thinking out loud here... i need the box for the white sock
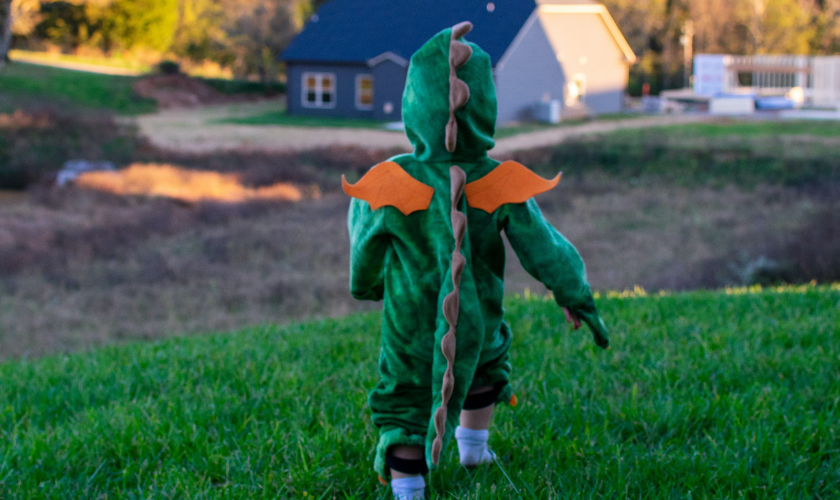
[455,426,496,467]
[391,476,425,500]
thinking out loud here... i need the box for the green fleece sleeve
[502,199,609,348]
[348,199,390,301]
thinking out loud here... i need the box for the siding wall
[372,59,407,121]
[287,63,375,118]
[538,11,628,116]
[494,11,566,125]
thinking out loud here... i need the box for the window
[356,75,374,110]
[302,72,336,108]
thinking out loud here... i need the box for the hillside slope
[1,285,839,499]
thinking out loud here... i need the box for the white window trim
[302,72,336,109]
[355,74,374,110]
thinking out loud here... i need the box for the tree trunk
[0,0,13,69]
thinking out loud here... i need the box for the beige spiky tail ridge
[431,22,473,466]
[431,165,468,466]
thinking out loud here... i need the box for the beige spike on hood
[445,22,474,154]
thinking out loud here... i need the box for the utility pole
[680,20,694,89]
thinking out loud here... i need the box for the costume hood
[402,23,497,164]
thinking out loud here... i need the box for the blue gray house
[280,0,636,124]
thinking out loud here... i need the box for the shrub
[197,77,285,96]
[158,60,181,75]
[778,199,840,283]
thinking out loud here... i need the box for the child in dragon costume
[342,22,610,500]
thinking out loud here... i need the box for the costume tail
[430,21,474,467]
[431,165,467,465]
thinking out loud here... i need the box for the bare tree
[0,0,12,69]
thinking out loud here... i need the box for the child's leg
[456,386,498,466]
[389,445,426,479]
[459,386,496,429]
[388,445,426,500]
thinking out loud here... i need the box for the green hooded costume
[343,22,609,478]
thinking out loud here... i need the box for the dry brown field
[0,170,824,359]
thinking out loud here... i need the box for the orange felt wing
[465,161,561,213]
[342,161,434,216]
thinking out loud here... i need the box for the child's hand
[563,307,581,330]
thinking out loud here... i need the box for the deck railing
[696,54,840,107]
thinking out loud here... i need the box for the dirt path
[134,101,412,153]
[135,102,714,154]
[491,114,714,154]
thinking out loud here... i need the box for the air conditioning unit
[534,100,562,124]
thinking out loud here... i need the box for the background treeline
[605,0,840,94]
[4,0,840,89]
[7,0,329,77]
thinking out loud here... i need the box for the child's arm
[502,198,609,348]
[348,199,390,301]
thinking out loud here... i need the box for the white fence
[694,54,840,108]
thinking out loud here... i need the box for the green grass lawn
[0,62,157,115]
[217,111,641,134]
[522,119,840,189]
[494,122,557,139]
[214,110,396,130]
[1,285,838,498]
[497,115,840,140]
[648,119,840,138]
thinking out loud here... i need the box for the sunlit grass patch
[0,62,157,115]
[8,49,152,74]
[76,163,305,204]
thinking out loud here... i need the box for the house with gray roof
[280,0,636,124]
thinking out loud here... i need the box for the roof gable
[280,0,537,66]
[538,3,636,63]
